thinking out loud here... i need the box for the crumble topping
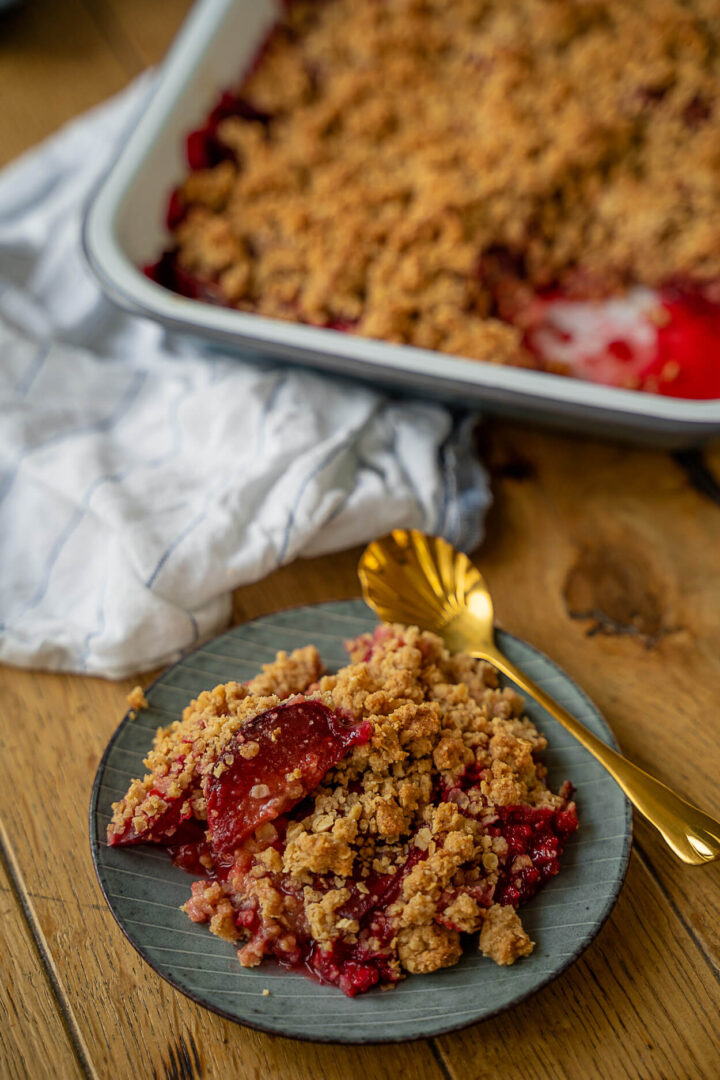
[126,686,149,711]
[479,903,535,966]
[108,625,578,995]
[158,0,720,377]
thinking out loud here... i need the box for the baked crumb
[479,903,535,966]
[127,686,148,711]
[109,624,577,996]
[155,0,720,378]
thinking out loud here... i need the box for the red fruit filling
[491,803,579,907]
[644,289,720,399]
[523,285,720,399]
[222,843,427,996]
[142,251,227,303]
[206,700,371,857]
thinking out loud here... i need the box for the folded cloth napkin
[0,77,490,679]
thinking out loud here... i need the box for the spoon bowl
[359,529,720,866]
[359,529,495,652]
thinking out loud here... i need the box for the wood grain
[479,424,720,967]
[0,0,129,167]
[0,0,191,167]
[0,845,84,1080]
[86,0,194,70]
[437,851,720,1080]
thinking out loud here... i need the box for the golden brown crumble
[168,0,720,368]
[479,903,535,966]
[108,624,578,994]
[126,686,148,711]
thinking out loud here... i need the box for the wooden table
[2,4,720,1077]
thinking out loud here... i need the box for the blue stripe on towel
[23,507,85,612]
[277,440,349,565]
[15,342,50,395]
[80,571,107,671]
[256,372,286,456]
[145,506,210,589]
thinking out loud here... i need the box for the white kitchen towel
[0,76,490,679]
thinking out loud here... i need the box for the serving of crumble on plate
[91,601,630,1041]
[107,622,579,994]
[146,0,720,399]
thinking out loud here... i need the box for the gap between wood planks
[428,1041,455,1080]
[633,836,720,984]
[0,818,98,1080]
[674,449,720,509]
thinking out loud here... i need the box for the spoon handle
[478,646,720,866]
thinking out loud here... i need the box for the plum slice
[107,745,205,850]
[205,700,371,857]
[108,790,205,847]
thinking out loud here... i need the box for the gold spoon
[358,528,720,866]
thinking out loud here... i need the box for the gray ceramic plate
[90,600,631,1043]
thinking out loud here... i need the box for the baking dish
[83,0,720,444]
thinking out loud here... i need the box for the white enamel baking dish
[83,0,720,444]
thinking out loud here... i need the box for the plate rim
[89,598,633,1044]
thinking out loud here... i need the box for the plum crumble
[147,0,720,398]
[108,626,578,995]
